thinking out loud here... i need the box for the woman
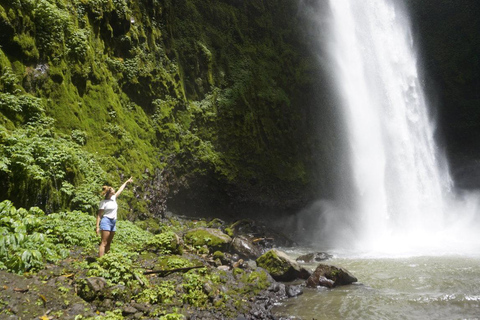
[96,177,133,257]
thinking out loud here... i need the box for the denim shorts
[99,216,117,232]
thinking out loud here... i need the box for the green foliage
[159,314,185,320]
[135,280,176,304]
[0,92,44,123]
[74,309,124,320]
[0,119,106,212]
[183,229,231,253]
[71,129,88,146]
[0,67,19,94]
[182,271,209,308]
[66,29,90,61]
[0,200,69,273]
[155,255,196,271]
[0,0,319,220]
[145,231,182,254]
[86,252,148,286]
[33,0,70,57]
[115,220,153,249]
[41,210,98,250]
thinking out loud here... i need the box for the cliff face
[407,0,480,159]
[0,0,335,218]
[2,0,475,220]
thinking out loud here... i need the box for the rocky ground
[0,215,313,320]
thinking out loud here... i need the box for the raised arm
[115,177,133,198]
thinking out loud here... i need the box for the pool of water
[272,251,480,320]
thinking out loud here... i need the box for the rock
[77,277,107,302]
[217,265,230,271]
[67,303,88,316]
[231,235,263,260]
[306,264,357,288]
[256,249,311,282]
[296,252,333,263]
[245,259,257,270]
[122,304,138,315]
[317,276,335,288]
[183,228,232,252]
[229,219,296,249]
[130,302,150,313]
[286,284,303,297]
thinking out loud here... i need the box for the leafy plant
[145,231,182,254]
[86,252,148,286]
[181,271,209,308]
[0,200,69,273]
[135,280,176,304]
[0,119,106,213]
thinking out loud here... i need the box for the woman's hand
[126,177,133,183]
[96,226,100,235]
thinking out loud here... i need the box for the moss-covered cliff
[0,0,331,219]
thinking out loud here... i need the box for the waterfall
[318,0,480,255]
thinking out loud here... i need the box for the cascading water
[320,0,480,255]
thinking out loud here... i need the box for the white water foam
[315,0,480,256]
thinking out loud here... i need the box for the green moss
[212,251,224,261]
[183,229,231,252]
[155,255,196,271]
[0,0,321,216]
[256,250,290,277]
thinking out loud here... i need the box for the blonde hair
[101,185,115,199]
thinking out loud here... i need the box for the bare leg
[104,231,115,254]
[99,230,111,257]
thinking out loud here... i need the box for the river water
[273,250,480,320]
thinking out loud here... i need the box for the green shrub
[86,252,148,286]
[66,29,90,61]
[135,280,176,304]
[33,0,70,56]
[0,200,69,273]
[0,119,106,213]
[145,231,182,254]
[41,210,98,250]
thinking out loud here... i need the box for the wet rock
[296,252,333,263]
[231,235,263,260]
[286,284,303,297]
[229,219,296,249]
[312,276,335,288]
[269,282,285,292]
[306,264,357,288]
[256,249,311,282]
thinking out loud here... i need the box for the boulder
[256,249,311,282]
[231,235,263,260]
[296,252,333,263]
[183,228,232,252]
[306,264,357,288]
[77,277,107,302]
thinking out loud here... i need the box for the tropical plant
[0,200,69,273]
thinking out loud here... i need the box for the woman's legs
[105,231,115,254]
[99,230,115,257]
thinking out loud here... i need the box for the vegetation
[0,0,322,219]
[0,200,275,319]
